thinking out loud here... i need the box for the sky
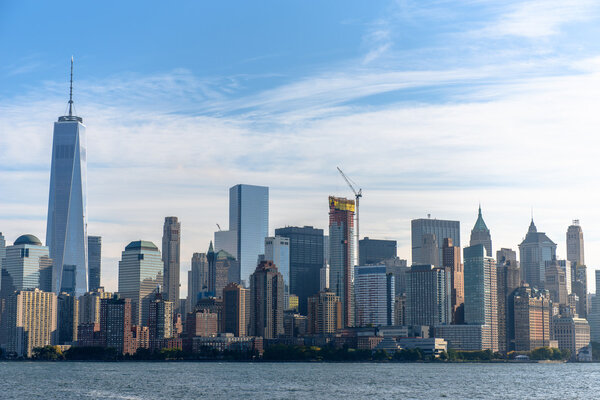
[2,0,600,294]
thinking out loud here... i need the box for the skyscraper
[358,238,397,265]
[87,236,101,291]
[230,184,269,285]
[162,217,181,305]
[513,285,551,351]
[406,264,452,326]
[411,218,460,266]
[57,292,78,345]
[0,233,5,283]
[118,240,163,326]
[46,60,88,297]
[469,205,492,257]
[249,261,284,339]
[188,251,209,312]
[496,248,520,353]
[212,250,237,298]
[307,289,343,334]
[100,295,136,355]
[566,220,584,266]
[464,244,498,352]
[1,235,53,296]
[442,238,464,324]
[328,196,355,327]
[223,282,248,337]
[354,266,394,327]
[544,259,568,305]
[518,219,556,289]
[274,226,324,315]
[148,291,174,346]
[264,236,290,298]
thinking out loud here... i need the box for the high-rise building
[188,251,209,312]
[329,196,356,328]
[4,289,57,358]
[411,218,460,267]
[572,264,588,318]
[420,233,439,267]
[588,270,600,342]
[496,248,520,353]
[223,282,248,337]
[512,285,551,351]
[148,291,174,346]
[275,226,324,316]
[211,250,237,298]
[1,235,53,296]
[45,61,88,297]
[383,258,409,296]
[464,244,498,352]
[162,217,181,306]
[406,264,452,326]
[0,233,5,283]
[354,265,396,326]
[359,238,397,265]
[518,219,556,289]
[57,292,78,345]
[249,261,284,339]
[354,266,394,327]
[87,236,101,291]
[544,259,568,305]
[469,206,492,257]
[100,295,136,355]
[394,295,406,326]
[307,289,343,334]
[78,287,112,324]
[118,240,163,326]
[442,238,463,324]
[229,184,269,285]
[264,236,290,293]
[214,230,237,264]
[566,220,584,266]
[553,314,590,361]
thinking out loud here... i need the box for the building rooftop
[125,240,158,251]
[14,234,42,246]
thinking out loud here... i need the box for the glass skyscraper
[1,235,53,295]
[88,236,101,291]
[229,184,269,285]
[46,63,88,297]
[411,218,460,267]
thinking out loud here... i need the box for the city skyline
[4,1,600,294]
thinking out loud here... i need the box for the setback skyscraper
[46,60,88,297]
[518,219,556,289]
[566,220,584,266]
[162,217,181,306]
[329,196,356,327]
[411,218,460,266]
[469,206,492,257]
[249,261,284,339]
[87,236,101,291]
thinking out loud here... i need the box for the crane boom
[337,167,362,266]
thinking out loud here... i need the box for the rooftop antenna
[68,56,74,117]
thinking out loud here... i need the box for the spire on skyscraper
[68,56,74,117]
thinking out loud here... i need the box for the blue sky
[2,0,600,292]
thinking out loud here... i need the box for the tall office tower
[406,265,451,326]
[211,250,237,298]
[214,230,237,262]
[188,251,209,313]
[0,232,5,280]
[118,241,163,326]
[87,236,101,291]
[512,285,551,351]
[229,184,269,285]
[544,259,568,305]
[162,217,181,306]
[383,258,409,296]
[329,196,356,328]
[249,261,284,339]
[4,289,57,358]
[100,295,136,355]
[420,233,439,267]
[275,226,324,316]
[411,218,460,266]
[323,235,329,267]
[264,236,290,292]
[1,235,53,297]
[354,266,394,327]
[57,292,78,345]
[572,264,588,318]
[78,287,112,324]
[46,61,88,297]
[496,248,520,353]
[554,259,572,295]
[394,295,406,326]
[588,270,600,342]
[320,264,330,291]
[469,206,492,257]
[518,219,556,289]
[359,238,397,265]
[223,282,248,336]
[553,314,590,361]
[442,238,464,324]
[148,291,174,346]
[566,220,584,266]
[307,289,343,334]
[464,244,498,352]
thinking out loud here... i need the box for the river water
[1,361,597,399]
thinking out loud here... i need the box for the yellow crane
[337,166,362,264]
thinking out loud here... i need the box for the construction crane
[216,223,222,231]
[337,167,362,264]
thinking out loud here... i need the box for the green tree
[32,345,64,360]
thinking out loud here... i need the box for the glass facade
[229,184,269,285]
[411,219,460,266]
[118,241,163,326]
[88,236,101,291]
[1,240,52,294]
[46,117,88,297]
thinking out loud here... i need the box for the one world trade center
[46,58,88,297]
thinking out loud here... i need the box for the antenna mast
[68,56,74,117]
